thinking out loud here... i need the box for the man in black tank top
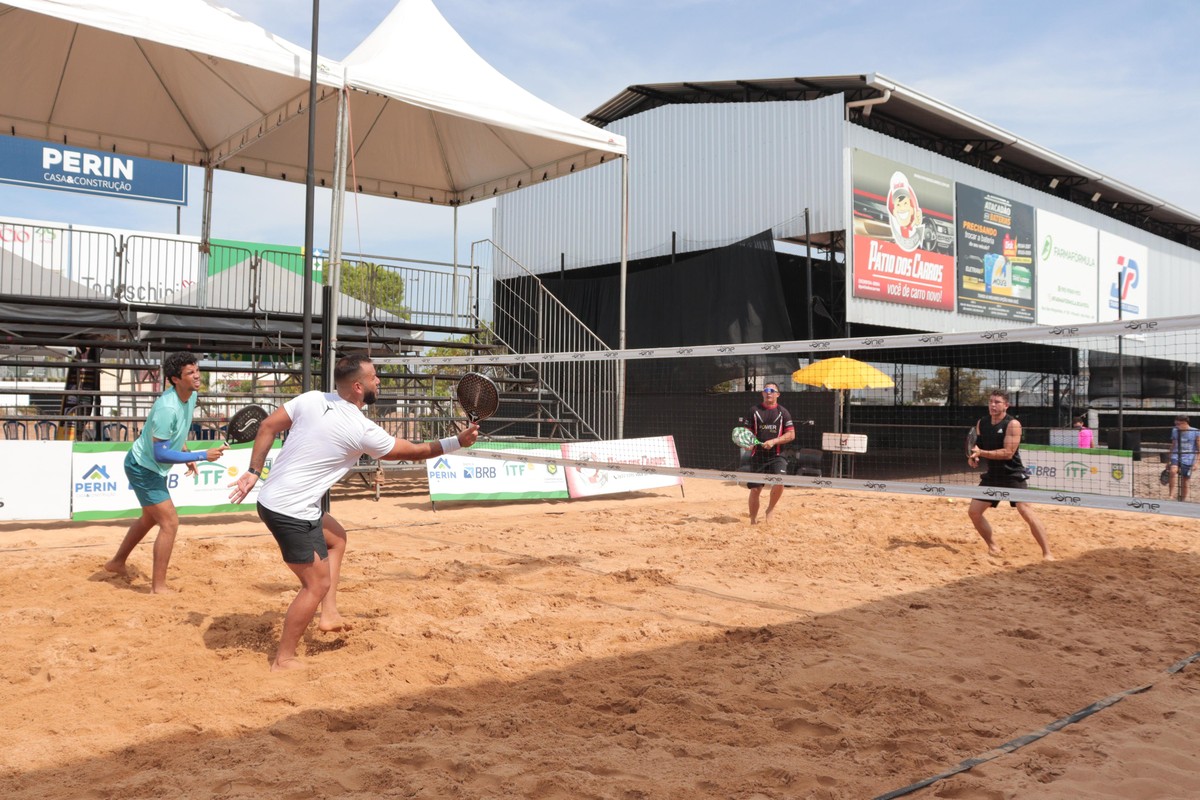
[967,389,1053,560]
[737,382,796,524]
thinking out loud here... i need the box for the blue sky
[3,0,1197,264]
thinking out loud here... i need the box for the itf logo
[1108,256,1140,314]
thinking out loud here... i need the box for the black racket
[965,426,978,459]
[225,404,269,444]
[456,372,499,423]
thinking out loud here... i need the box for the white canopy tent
[0,0,632,414]
[0,0,341,176]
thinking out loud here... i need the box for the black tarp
[498,231,797,392]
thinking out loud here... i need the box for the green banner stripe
[430,491,569,502]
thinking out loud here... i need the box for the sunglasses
[762,388,778,394]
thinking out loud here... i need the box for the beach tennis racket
[965,426,978,459]
[225,404,269,444]
[732,426,760,448]
[456,372,499,423]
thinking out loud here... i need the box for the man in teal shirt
[105,352,226,593]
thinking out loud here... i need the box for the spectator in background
[1168,415,1199,501]
[1073,416,1093,449]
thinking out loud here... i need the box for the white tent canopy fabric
[0,0,340,167]
[224,0,627,206]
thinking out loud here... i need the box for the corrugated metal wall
[493,94,846,274]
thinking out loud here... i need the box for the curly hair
[162,352,198,386]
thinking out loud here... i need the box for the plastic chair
[103,422,130,442]
[3,420,28,439]
[34,420,58,440]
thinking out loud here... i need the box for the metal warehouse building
[491,73,1200,340]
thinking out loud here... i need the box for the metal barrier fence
[474,238,617,439]
[0,220,478,325]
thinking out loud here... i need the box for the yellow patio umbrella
[791,357,895,478]
[791,356,895,391]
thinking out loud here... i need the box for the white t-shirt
[257,391,395,520]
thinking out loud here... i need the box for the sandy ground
[1,475,1199,799]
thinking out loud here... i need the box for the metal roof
[585,73,1200,249]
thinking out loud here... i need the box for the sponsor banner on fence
[1021,443,1133,497]
[851,150,956,311]
[70,442,278,520]
[0,441,73,521]
[561,436,682,498]
[425,442,568,502]
[1035,209,1099,324]
[955,184,1036,322]
[1098,231,1149,321]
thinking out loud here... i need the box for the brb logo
[1108,256,1140,314]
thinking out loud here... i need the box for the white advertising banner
[425,442,568,503]
[1097,231,1149,322]
[1021,444,1133,497]
[71,442,279,521]
[1035,209,1099,324]
[0,441,73,520]
[561,436,682,498]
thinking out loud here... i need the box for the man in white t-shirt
[228,354,478,671]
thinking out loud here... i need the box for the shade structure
[0,0,340,167]
[224,0,627,206]
[792,356,895,391]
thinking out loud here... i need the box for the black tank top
[976,414,1027,481]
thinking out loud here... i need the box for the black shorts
[740,452,789,489]
[978,473,1027,508]
[257,503,328,564]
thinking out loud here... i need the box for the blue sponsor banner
[0,136,187,205]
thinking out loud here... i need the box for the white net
[379,314,1200,519]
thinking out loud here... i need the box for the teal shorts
[124,452,171,507]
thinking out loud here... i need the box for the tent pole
[617,155,629,439]
[325,82,349,390]
[452,205,459,328]
[301,0,320,393]
[199,165,214,309]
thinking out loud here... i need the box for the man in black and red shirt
[737,382,796,524]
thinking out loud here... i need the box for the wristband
[439,436,462,454]
[247,467,261,477]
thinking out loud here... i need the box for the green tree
[336,261,408,319]
[914,367,988,405]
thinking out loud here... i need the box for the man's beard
[363,388,378,406]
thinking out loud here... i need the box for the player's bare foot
[318,614,353,633]
[271,657,306,672]
[103,560,128,577]
[150,585,178,595]
[986,546,1002,556]
[1042,553,1056,561]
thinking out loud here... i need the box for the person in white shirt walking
[229,354,478,671]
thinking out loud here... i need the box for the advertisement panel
[0,137,187,204]
[0,441,73,520]
[1035,210,1099,324]
[1097,231,1149,321]
[71,442,278,521]
[955,184,1036,321]
[851,150,956,311]
[1021,444,1132,497]
[561,436,682,498]
[425,442,568,502]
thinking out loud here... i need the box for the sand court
[1,479,1199,798]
